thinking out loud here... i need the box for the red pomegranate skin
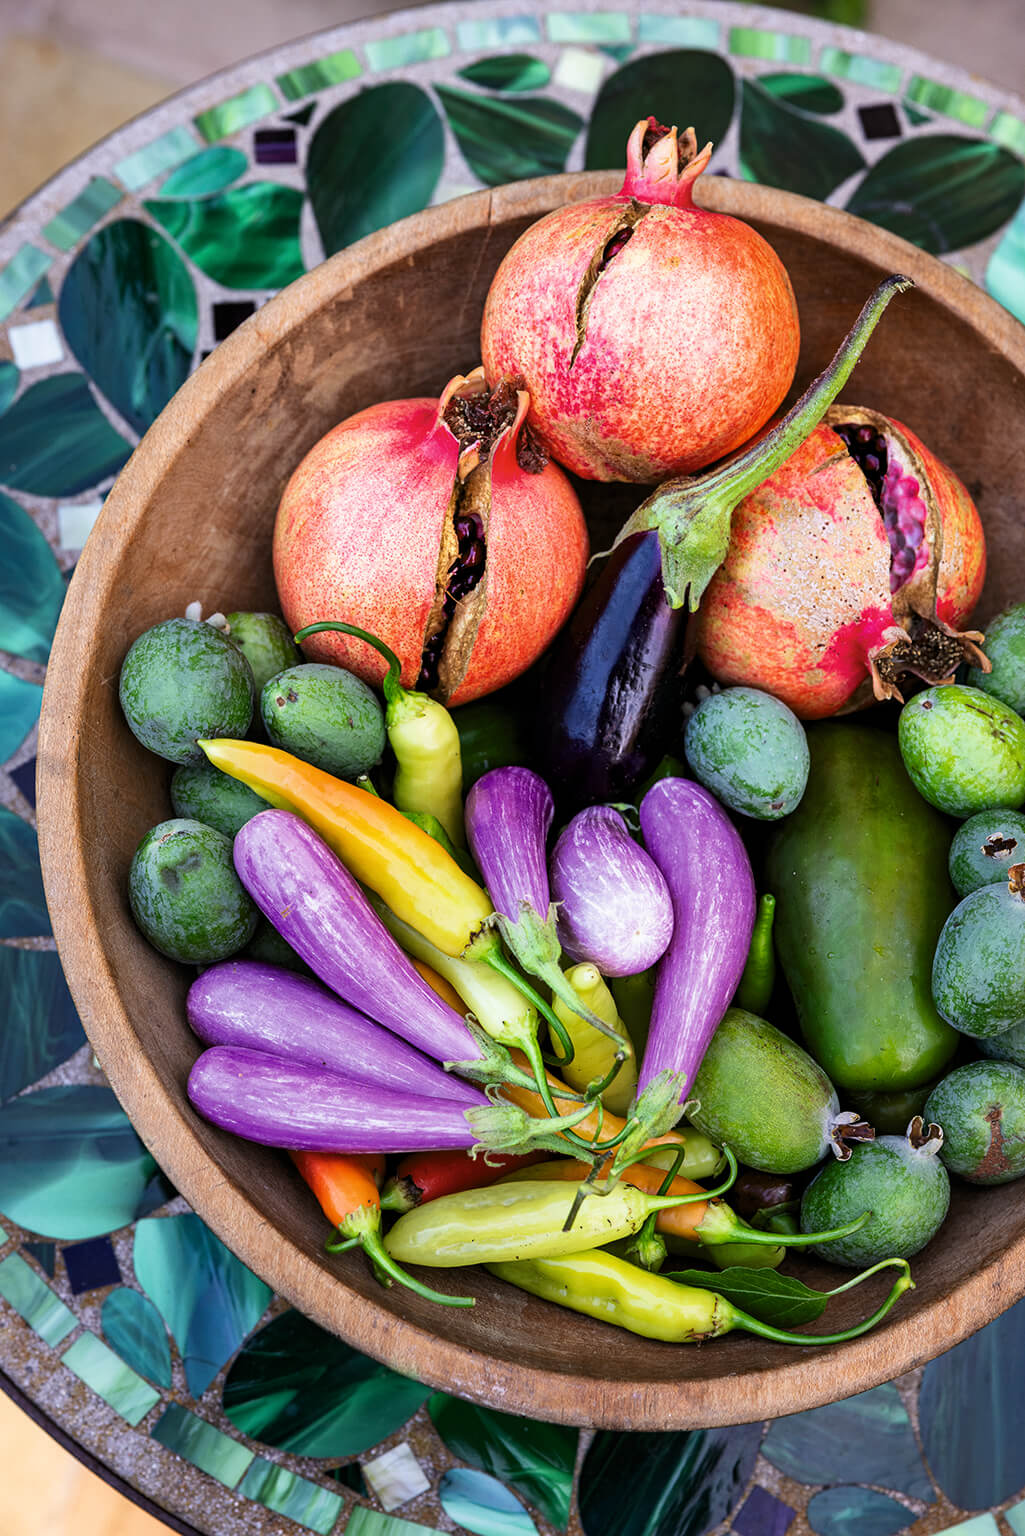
[480,124,800,483]
[694,415,986,719]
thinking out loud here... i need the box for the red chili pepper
[380,1147,548,1213]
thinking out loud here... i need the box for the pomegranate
[694,405,988,719]
[273,371,588,706]
[480,117,800,483]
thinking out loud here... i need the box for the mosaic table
[3,2,1025,1533]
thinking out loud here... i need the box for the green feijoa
[967,602,1025,714]
[948,808,1025,896]
[242,916,313,974]
[924,1060,1025,1184]
[128,818,258,964]
[799,1119,950,1267]
[688,1008,869,1174]
[898,684,1025,818]
[932,874,1025,1037]
[845,1079,939,1137]
[170,761,268,838]
[119,617,255,765]
[978,1019,1025,1069]
[225,611,302,694]
[683,687,809,819]
[260,663,386,780]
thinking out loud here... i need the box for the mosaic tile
[7,758,37,808]
[133,1213,271,1399]
[760,73,844,114]
[986,189,1025,323]
[0,1252,77,1344]
[25,277,54,308]
[437,87,583,185]
[0,948,85,1103]
[1006,1497,1025,1536]
[222,1308,430,1458]
[146,184,305,290]
[151,1403,255,1488]
[0,1085,156,1240]
[101,1286,172,1387]
[0,359,17,414]
[346,1511,439,1536]
[62,1330,161,1425]
[547,12,631,44]
[458,54,551,91]
[62,1235,122,1294]
[277,50,361,103]
[308,85,444,255]
[57,497,104,551]
[0,671,43,760]
[762,1385,933,1500]
[364,1443,431,1511]
[9,318,63,368]
[194,83,279,143]
[42,178,123,252]
[455,17,543,48]
[114,126,202,192]
[0,246,53,324]
[935,1520,1000,1536]
[285,103,317,126]
[0,805,49,936]
[159,146,248,197]
[906,76,990,129]
[818,48,902,92]
[732,1485,796,1536]
[636,15,719,47]
[846,134,1025,255]
[59,220,197,436]
[585,50,735,171]
[989,111,1025,156]
[429,1395,576,1532]
[23,1241,55,1277]
[0,493,65,663]
[859,103,902,140]
[237,1458,344,1535]
[740,79,865,199]
[903,102,933,126]
[254,127,297,164]
[439,1467,537,1536]
[579,1424,763,1536]
[0,373,131,496]
[212,300,257,340]
[805,1487,912,1536]
[330,1463,367,1494]
[729,27,810,63]
[365,28,451,69]
[553,48,605,94]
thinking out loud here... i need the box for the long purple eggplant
[637,777,756,1101]
[187,959,482,1106]
[187,1046,593,1154]
[535,276,912,807]
[550,804,673,977]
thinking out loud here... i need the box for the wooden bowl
[37,173,1025,1430]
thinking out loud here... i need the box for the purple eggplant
[550,805,673,977]
[187,959,482,1106]
[638,777,756,1102]
[187,1046,593,1154]
[464,767,625,1048]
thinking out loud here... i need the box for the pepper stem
[697,1204,873,1248]
[330,1205,475,1308]
[726,1258,914,1345]
[295,620,405,707]
[611,274,914,611]
[496,904,628,1046]
[483,946,583,1065]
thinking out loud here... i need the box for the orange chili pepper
[410,957,467,1015]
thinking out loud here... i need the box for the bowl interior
[37,173,1025,1429]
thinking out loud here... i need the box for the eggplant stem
[483,948,578,1066]
[728,1259,914,1345]
[294,620,405,706]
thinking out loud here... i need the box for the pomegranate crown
[621,117,714,208]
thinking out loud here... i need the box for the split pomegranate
[480,117,801,483]
[694,405,988,719]
[273,371,588,706]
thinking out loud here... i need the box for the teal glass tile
[0,803,50,934]
[989,110,1025,156]
[456,17,542,48]
[24,1242,56,1276]
[986,192,1025,323]
[159,147,247,197]
[805,1486,912,1536]
[151,1403,254,1489]
[26,278,54,308]
[0,373,132,496]
[579,1425,764,1536]
[729,27,811,63]
[459,55,551,92]
[762,1385,933,1500]
[429,1394,576,1532]
[365,28,450,69]
[903,102,933,127]
[906,76,990,128]
[936,1520,999,1536]
[194,84,279,144]
[0,948,84,1103]
[62,1330,161,1425]
[145,184,305,290]
[277,48,362,100]
[42,178,123,252]
[846,135,1025,256]
[818,48,901,91]
[585,49,735,172]
[238,1458,344,1535]
[1006,1496,1025,1536]
[0,670,43,762]
[0,1253,76,1345]
[439,1468,537,1536]
[637,15,719,46]
[740,78,864,199]
[346,1510,438,1536]
[0,360,17,415]
[547,13,631,44]
[101,1287,173,1388]
[0,492,65,664]
[760,73,844,115]
[436,87,583,186]
[0,246,52,324]
[114,126,201,191]
[0,1226,6,1242]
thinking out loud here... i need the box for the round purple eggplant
[550,805,673,977]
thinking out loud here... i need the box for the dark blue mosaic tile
[8,757,37,808]
[858,103,902,139]
[23,1241,56,1277]
[284,103,316,126]
[62,1235,122,1294]
[329,1463,367,1495]
[254,127,298,164]
[212,300,257,341]
[733,1485,796,1536]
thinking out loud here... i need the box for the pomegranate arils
[835,420,930,595]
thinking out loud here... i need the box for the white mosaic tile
[9,318,63,368]
[362,1441,431,1512]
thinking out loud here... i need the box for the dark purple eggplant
[535,276,912,806]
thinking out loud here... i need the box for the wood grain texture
[36,175,1025,1431]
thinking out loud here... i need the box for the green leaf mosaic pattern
[0,669,42,760]
[585,49,735,169]
[806,1486,914,1536]
[429,1394,576,1531]
[0,951,85,1103]
[739,78,865,198]
[101,1286,173,1388]
[762,1384,934,1501]
[151,1402,255,1488]
[0,1252,77,1344]
[0,805,50,935]
[159,147,249,197]
[846,135,1025,254]
[146,184,305,289]
[62,1330,162,1425]
[578,1424,764,1536]
[238,1458,345,1534]
[458,54,552,91]
[437,87,584,185]
[439,1467,538,1536]
[0,493,65,664]
[0,374,131,495]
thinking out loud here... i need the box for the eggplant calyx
[830,1111,876,1161]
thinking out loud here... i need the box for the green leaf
[579,1423,763,1536]
[585,50,735,171]
[0,374,131,496]
[740,78,865,199]
[308,84,444,256]
[0,804,50,936]
[0,952,85,1104]
[439,1468,538,1536]
[145,183,305,290]
[0,493,66,663]
[429,1393,577,1531]
[159,147,248,197]
[0,361,17,415]
[458,55,551,92]
[665,1266,829,1327]
[847,134,1025,255]
[762,1383,934,1500]
[759,72,844,115]
[436,88,583,187]
[101,1286,173,1387]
